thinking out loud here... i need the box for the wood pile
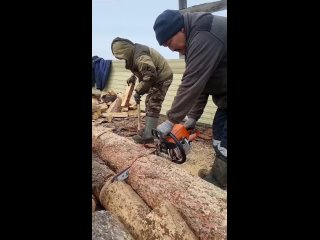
[92,85,145,122]
[92,126,227,240]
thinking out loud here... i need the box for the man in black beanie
[153,10,227,190]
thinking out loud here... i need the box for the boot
[132,116,158,144]
[204,155,227,190]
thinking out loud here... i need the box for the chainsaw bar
[111,167,130,182]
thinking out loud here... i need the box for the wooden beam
[121,83,135,108]
[179,0,227,14]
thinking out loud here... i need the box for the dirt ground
[93,114,215,177]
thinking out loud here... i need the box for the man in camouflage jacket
[111,37,173,144]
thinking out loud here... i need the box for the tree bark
[143,200,198,240]
[93,152,197,239]
[92,210,135,240]
[92,160,114,200]
[99,180,151,239]
[92,127,153,172]
[92,127,227,240]
[92,195,97,212]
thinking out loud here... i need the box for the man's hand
[183,117,196,129]
[157,120,174,137]
[133,92,141,104]
[127,75,136,86]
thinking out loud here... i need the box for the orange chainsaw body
[166,124,199,143]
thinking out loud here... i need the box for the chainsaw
[152,124,200,164]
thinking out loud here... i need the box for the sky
[92,0,227,60]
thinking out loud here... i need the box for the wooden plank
[106,97,122,113]
[102,112,129,118]
[121,83,135,108]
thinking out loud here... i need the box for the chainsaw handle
[168,132,186,164]
[188,129,200,141]
[151,128,161,139]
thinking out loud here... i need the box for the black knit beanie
[153,10,184,46]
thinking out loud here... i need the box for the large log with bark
[92,195,97,212]
[92,210,135,240]
[92,160,114,200]
[129,156,226,240]
[93,146,199,239]
[143,200,198,240]
[93,158,151,239]
[92,127,227,240]
[100,180,151,239]
[92,127,154,172]
[93,162,197,239]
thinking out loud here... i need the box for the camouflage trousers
[145,78,172,118]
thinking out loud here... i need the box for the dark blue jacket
[92,56,112,90]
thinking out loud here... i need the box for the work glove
[127,75,136,86]
[183,117,196,129]
[133,92,141,104]
[157,120,174,137]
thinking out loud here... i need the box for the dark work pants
[212,108,227,149]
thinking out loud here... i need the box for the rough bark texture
[92,160,114,200]
[142,200,198,240]
[92,127,227,240]
[92,210,135,240]
[92,127,153,172]
[99,181,198,240]
[129,156,227,240]
[92,195,96,212]
[99,180,151,239]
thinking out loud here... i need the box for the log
[121,83,135,108]
[92,127,227,240]
[99,180,152,239]
[92,160,114,200]
[92,98,100,113]
[100,91,117,103]
[129,105,137,110]
[92,110,101,120]
[100,179,198,240]
[92,195,96,212]
[99,103,108,113]
[128,156,227,240]
[128,110,146,117]
[92,210,134,240]
[102,112,129,118]
[93,152,197,239]
[143,200,198,240]
[106,96,122,113]
[93,127,153,172]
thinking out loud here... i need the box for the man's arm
[134,55,157,95]
[187,93,209,120]
[167,31,225,123]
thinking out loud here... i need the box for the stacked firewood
[92,85,145,122]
